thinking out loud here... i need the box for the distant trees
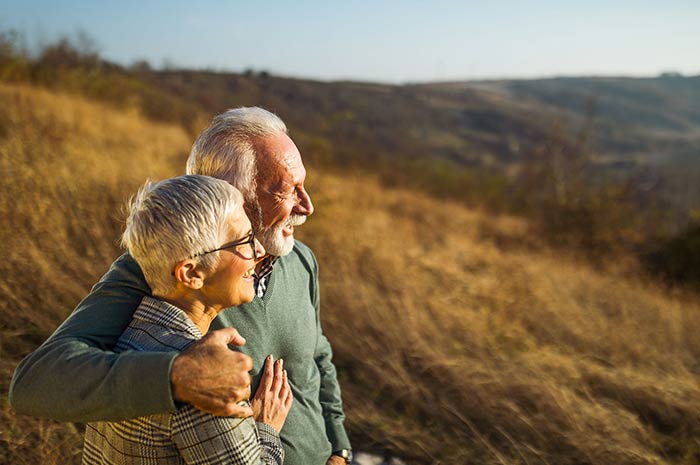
[0,29,103,83]
[513,107,670,262]
[0,29,30,81]
[0,29,205,134]
[645,221,700,285]
[38,30,101,70]
[129,59,153,73]
[3,27,699,284]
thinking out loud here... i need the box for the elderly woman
[82,175,292,465]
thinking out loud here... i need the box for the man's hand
[171,327,253,417]
[326,455,347,465]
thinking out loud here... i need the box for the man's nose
[294,189,314,216]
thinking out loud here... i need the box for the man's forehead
[254,137,304,186]
[255,134,299,161]
[266,145,303,170]
[275,156,305,186]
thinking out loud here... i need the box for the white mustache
[286,214,306,227]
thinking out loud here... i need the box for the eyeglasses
[192,232,259,260]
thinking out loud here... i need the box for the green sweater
[10,241,350,465]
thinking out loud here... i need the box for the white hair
[186,106,287,212]
[122,175,244,296]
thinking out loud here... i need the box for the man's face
[251,132,314,257]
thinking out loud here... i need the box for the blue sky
[1,0,698,83]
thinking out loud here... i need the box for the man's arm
[309,251,352,453]
[314,333,351,451]
[9,253,177,421]
[10,253,254,422]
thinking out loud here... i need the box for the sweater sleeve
[309,249,352,452]
[9,253,178,422]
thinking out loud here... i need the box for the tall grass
[297,177,700,464]
[1,83,699,464]
[0,83,189,464]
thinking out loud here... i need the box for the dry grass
[1,82,700,464]
[297,176,700,464]
[0,83,188,464]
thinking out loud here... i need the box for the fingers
[208,327,246,347]
[184,389,254,418]
[171,336,253,410]
[231,383,252,404]
[226,351,253,376]
[241,353,254,372]
[282,369,293,408]
[270,358,284,396]
[222,402,253,418]
[256,355,274,396]
[279,368,288,398]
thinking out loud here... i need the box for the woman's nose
[253,237,266,260]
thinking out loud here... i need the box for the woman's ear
[173,260,205,290]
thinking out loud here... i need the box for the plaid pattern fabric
[254,256,277,298]
[82,297,284,465]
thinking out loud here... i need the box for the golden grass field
[1,82,700,465]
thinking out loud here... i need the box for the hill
[4,30,698,215]
[4,33,700,264]
[416,75,700,181]
[2,83,700,465]
[142,70,700,168]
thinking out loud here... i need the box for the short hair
[122,175,244,296]
[186,106,287,207]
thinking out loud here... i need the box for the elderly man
[10,107,352,465]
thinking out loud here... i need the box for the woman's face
[203,204,265,308]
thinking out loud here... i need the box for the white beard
[258,214,306,256]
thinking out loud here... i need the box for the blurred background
[1,1,699,464]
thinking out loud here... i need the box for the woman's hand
[251,355,293,432]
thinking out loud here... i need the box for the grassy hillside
[6,30,699,214]
[4,33,700,269]
[142,71,700,167]
[2,83,700,464]
[0,83,188,464]
[415,75,700,162]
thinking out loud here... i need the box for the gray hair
[186,106,287,209]
[122,175,244,296]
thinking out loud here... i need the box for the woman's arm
[172,358,292,465]
[172,405,285,465]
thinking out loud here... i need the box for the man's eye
[270,188,299,203]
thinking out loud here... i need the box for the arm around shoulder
[9,253,178,422]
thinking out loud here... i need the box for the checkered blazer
[82,296,284,465]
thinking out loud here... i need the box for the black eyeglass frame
[191,232,258,260]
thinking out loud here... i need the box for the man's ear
[173,259,205,290]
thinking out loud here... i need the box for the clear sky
[1,0,698,83]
